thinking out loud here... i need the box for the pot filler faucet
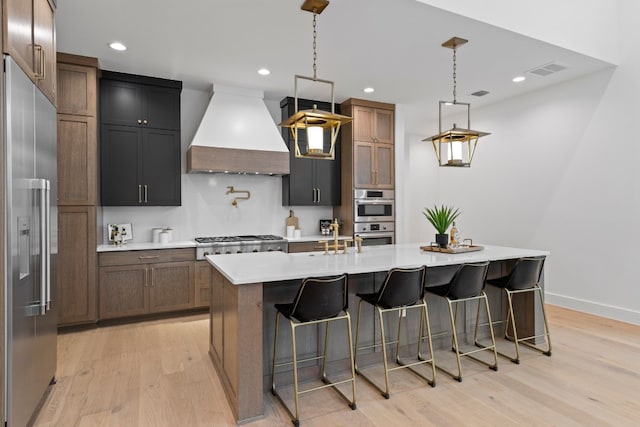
[226,186,251,207]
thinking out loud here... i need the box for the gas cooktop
[195,235,285,244]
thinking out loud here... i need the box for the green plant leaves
[422,205,461,234]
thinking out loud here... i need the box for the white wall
[403,0,640,324]
[416,0,620,64]
[101,89,332,243]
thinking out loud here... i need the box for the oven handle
[355,232,395,239]
[355,199,395,205]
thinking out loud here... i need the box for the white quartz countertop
[97,240,197,252]
[207,243,549,285]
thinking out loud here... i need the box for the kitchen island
[206,243,548,423]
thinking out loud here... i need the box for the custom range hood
[187,84,290,175]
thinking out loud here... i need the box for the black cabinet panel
[142,129,181,206]
[100,72,182,206]
[281,97,341,206]
[101,125,142,205]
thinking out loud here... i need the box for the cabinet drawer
[99,248,195,266]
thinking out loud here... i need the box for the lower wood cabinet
[98,248,195,320]
[287,241,325,253]
[195,260,212,308]
[57,206,97,326]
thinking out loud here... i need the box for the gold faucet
[226,186,250,207]
[318,219,353,255]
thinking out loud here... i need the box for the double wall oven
[353,189,395,246]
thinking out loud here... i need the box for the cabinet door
[374,109,394,144]
[354,142,374,188]
[58,114,97,205]
[141,129,181,206]
[58,206,97,325]
[195,261,212,308]
[143,86,181,130]
[375,143,395,188]
[33,0,56,104]
[149,261,194,313]
[99,265,149,319]
[100,80,144,127]
[57,62,97,116]
[4,0,35,79]
[314,151,340,205]
[353,106,374,142]
[210,268,225,365]
[100,124,142,205]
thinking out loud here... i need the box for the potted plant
[423,205,461,248]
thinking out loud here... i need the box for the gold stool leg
[354,300,364,373]
[447,299,463,382]
[395,308,404,364]
[482,292,499,371]
[417,302,437,387]
[271,312,280,394]
[536,286,553,356]
[505,289,522,363]
[321,321,330,381]
[378,307,391,399]
[290,321,300,426]
[345,312,357,410]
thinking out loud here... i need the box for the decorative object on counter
[449,221,460,248]
[286,225,295,239]
[318,218,353,255]
[108,223,132,245]
[423,205,460,248]
[320,219,332,235]
[152,227,163,243]
[294,228,302,239]
[354,236,363,253]
[163,227,173,242]
[420,240,483,254]
[286,209,299,230]
[278,0,352,160]
[159,230,170,244]
[422,37,490,167]
[226,186,250,207]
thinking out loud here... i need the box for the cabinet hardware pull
[34,45,44,80]
[138,185,142,203]
[139,255,160,259]
[312,188,316,203]
[144,185,148,203]
[317,188,320,203]
[138,119,142,124]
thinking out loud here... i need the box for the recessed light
[512,76,526,83]
[258,68,271,76]
[109,42,127,51]
[363,87,375,93]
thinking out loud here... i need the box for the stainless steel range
[195,235,288,259]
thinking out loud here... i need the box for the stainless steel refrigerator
[3,55,57,426]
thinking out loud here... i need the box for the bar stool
[426,261,498,382]
[354,266,436,399]
[485,256,551,364]
[271,274,356,426]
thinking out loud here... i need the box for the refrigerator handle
[33,178,50,315]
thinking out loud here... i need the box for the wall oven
[354,189,394,223]
[354,222,395,246]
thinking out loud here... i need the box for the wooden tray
[420,245,484,254]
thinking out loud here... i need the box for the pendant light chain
[452,45,457,103]
[312,11,318,80]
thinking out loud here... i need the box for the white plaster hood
[187,84,290,175]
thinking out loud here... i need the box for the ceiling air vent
[528,62,567,77]
[471,90,490,97]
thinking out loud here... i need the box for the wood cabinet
[334,98,395,235]
[56,53,99,327]
[280,97,340,206]
[4,0,56,103]
[287,241,325,253]
[57,206,97,325]
[100,71,182,206]
[195,260,212,308]
[98,249,195,320]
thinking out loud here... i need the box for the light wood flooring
[33,305,640,426]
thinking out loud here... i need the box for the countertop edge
[97,241,197,252]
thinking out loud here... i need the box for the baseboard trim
[546,292,640,325]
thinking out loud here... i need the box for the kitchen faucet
[226,186,250,207]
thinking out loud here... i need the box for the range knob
[214,250,221,255]
[236,250,243,254]
[226,250,232,254]
[252,249,259,253]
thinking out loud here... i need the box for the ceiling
[56,0,613,135]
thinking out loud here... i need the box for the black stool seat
[354,266,436,399]
[271,274,356,426]
[425,262,498,382]
[485,256,552,364]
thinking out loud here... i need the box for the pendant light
[279,0,352,160]
[423,37,490,167]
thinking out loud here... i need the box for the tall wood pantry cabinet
[55,53,99,326]
[280,96,341,206]
[100,71,182,206]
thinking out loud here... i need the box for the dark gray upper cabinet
[100,71,182,206]
[281,97,341,206]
